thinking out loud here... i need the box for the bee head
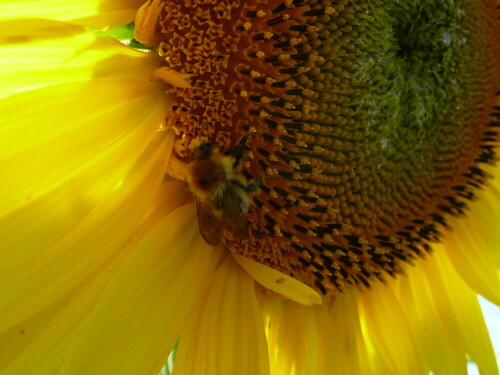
[189,137,217,159]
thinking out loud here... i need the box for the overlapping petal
[0,76,172,333]
[263,294,370,375]
[0,129,175,373]
[357,283,427,375]
[0,79,168,255]
[442,168,500,306]
[0,19,161,99]
[0,122,168,320]
[0,1,145,28]
[0,249,123,373]
[396,258,472,375]
[173,255,270,375]
[422,248,498,374]
[59,204,222,375]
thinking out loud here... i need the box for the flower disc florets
[139,0,500,297]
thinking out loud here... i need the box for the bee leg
[229,177,262,192]
[226,134,251,169]
[229,178,247,190]
[242,176,265,192]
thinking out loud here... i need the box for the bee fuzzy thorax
[186,155,230,199]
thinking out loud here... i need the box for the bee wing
[218,185,250,239]
[195,199,222,246]
[223,216,250,239]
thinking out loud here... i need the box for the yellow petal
[59,204,223,375]
[0,1,145,28]
[0,186,195,374]
[153,67,193,88]
[262,294,368,375]
[329,294,372,375]
[0,248,123,373]
[0,131,171,333]
[173,255,270,375]
[422,247,498,375]
[0,81,170,333]
[0,79,167,215]
[134,0,163,46]
[74,9,139,29]
[234,254,322,306]
[357,279,427,375]
[0,19,161,99]
[442,181,500,306]
[395,260,468,375]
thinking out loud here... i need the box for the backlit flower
[0,0,499,374]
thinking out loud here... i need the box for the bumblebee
[185,135,263,245]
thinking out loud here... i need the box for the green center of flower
[140,0,500,297]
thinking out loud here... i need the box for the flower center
[139,0,500,297]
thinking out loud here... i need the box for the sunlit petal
[422,248,498,375]
[442,175,500,306]
[0,1,145,28]
[0,80,170,333]
[329,294,373,375]
[396,260,468,375]
[0,19,160,98]
[235,254,322,306]
[173,255,270,375]
[0,79,167,214]
[263,294,370,375]
[60,204,223,375]
[357,281,427,374]
[0,245,125,373]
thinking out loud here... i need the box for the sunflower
[1,0,499,374]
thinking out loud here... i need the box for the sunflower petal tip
[134,0,163,46]
[153,67,193,88]
[234,254,322,306]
